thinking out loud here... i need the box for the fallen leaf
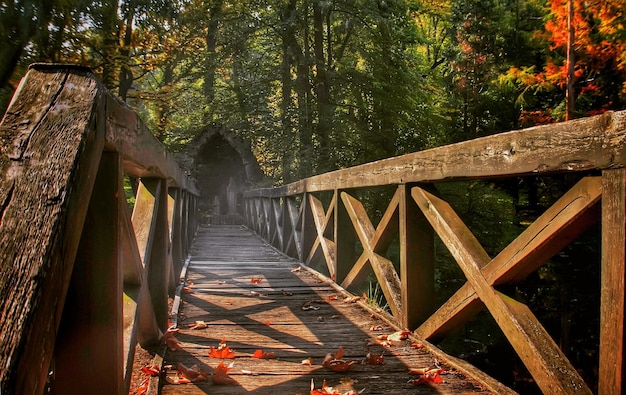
[410,370,443,385]
[364,352,385,365]
[369,325,383,331]
[165,375,191,385]
[301,357,314,366]
[410,342,425,349]
[209,338,235,359]
[264,320,272,326]
[291,267,302,273]
[251,290,267,297]
[322,346,360,372]
[136,377,149,394]
[210,361,236,385]
[225,299,233,305]
[250,277,263,284]
[252,349,276,359]
[177,363,210,382]
[282,289,294,296]
[182,286,194,294]
[162,328,182,351]
[326,295,338,301]
[343,295,360,303]
[141,365,161,376]
[187,320,208,330]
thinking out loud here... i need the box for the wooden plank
[49,152,124,395]
[599,169,626,394]
[415,176,602,340]
[244,110,626,197]
[412,187,591,395]
[335,189,355,284]
[0,66,104,395]
[160,225,504,395]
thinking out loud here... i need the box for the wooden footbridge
[1,65,626,395]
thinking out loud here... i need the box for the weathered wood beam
[49,152,124,395]
[399,184,435,329]
[305,194,336,278]
[413,187,591,395]
[0,65,104,395]
[340,190,398,289]
[599,169,626,394]
[415,176,602,340]
[340,192,403,321]
[244,111,626,198]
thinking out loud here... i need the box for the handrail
[244,110,626,395]
[0,64,199,395]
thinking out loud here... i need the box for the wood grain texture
[412,187,591,395]
[160,225,505,395]
[0,66,103,395]
[599,169,626,395]
[245,110,626,198]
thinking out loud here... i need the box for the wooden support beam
[599,169,626,394]
[335,190,356,284]
[340,191,403,321]
[413,187,591,395]
[49,152,124,395]
[132,179,170,331]
[415,177,602,340]
[305,193,337,278]
[399,184,434,329]
[0,66,104,395]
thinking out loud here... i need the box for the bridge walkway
[160,225,496,394]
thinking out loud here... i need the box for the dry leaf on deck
[210,361,237,385]
[252,349,276,359]
[177,363,210,382]
[209,338,235,359]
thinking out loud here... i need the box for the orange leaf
[410,342,425,349]
[136,377,149,395]
[141,365,161,376]
[264,321,271,326]
[210,361,236,385]
[182,286,194,294]
[252,349,276,359]
[250,277,263,284]
[301,357,314,366]
[322,346,359,372]
[411,371,444,385]
[326,295,338,301]
[209,339,235,359]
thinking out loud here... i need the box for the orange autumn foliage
[209,338,235,359]
[252,349,276,359]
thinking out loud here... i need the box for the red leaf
[322,346,359,372]
[162,328,182,351]
[250,277,263,284]
[411,371,444,385]
[210,361,236,385]
[182,286,194,294]
[141,365,161,376]
[252,349,276,359]
[209,338,235,359]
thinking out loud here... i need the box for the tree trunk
[204,0,223,118]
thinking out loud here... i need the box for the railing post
[401,184,435,329]
[335,189,355,283]
[49,152,124,395]
[132,178,171,331]
[599,169,626,394]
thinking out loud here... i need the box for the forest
[1,0,625,393]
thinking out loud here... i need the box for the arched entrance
[179,126,264,224]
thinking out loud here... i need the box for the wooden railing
[0,64,199,395]
[244,111,626,395]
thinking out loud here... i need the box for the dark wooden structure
[244,111,626,395]
[161,225,507,394]
[0,65,198,395]
[1,63,626,395]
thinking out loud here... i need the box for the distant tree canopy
[2,0,626,183]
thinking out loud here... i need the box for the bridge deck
[160,225,495,394]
